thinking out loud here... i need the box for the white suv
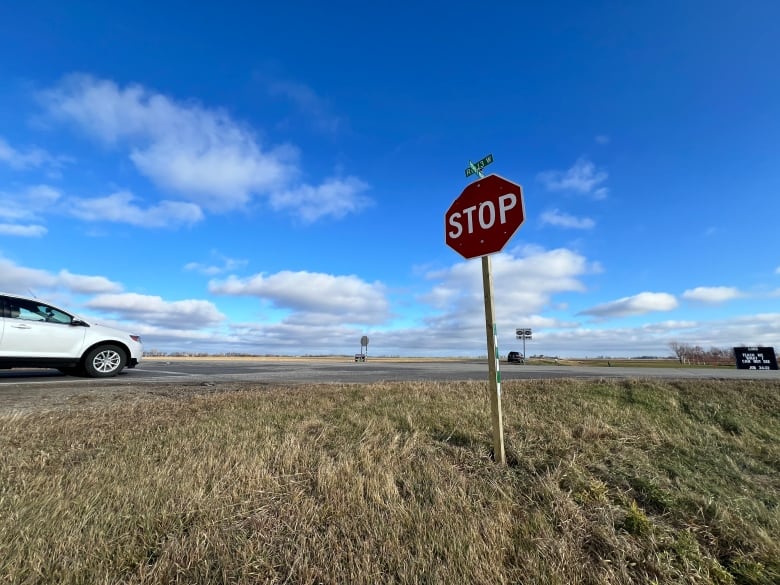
[0,292,142,377]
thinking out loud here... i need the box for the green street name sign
[465,153,494,177]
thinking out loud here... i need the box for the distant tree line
[144,350,263,357]
[668,342,734,366]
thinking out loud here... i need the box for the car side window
[12,299,43,321]
[6,301,21,319]
[8,298,72,324]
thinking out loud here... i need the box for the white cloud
[201,245,600,356]
[0,224,47,237]
[209,270,390,325]
[0,136,58,170]
[130,141,296,211]
[39,74,370,222]
[421,248,598,339]
[516,311,780,357]
[0,258,54,292]
[682,286,742,304]
[540,209,595,229]
[69,191,204,228]
[1,184,201,233]
[0,257,122,294]
[0,198,49,236]
[39,74,296,209]
[57,270,124,294]
[0,185,62,221]
[775,266,780,275]
[537,158,608,198]
[21,240,760,358]
[106,304,780,358]
[651,313,780,352]
[185,252,248,276]
[581,292,678,319]
[269,176,371,222]
[267,79,344,134]
[86,293,225,328]
[26,184,62,204]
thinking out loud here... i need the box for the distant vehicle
[507,351,524,364]
[0,292,142,377]
[354,353,366,362]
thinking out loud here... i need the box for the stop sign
[445,174,525,259]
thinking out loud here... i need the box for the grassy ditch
[1,378,778,584]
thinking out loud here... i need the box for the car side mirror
[71,319,89,327]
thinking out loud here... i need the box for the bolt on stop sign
[445,174,525,259]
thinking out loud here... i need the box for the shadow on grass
[432,428,478,449]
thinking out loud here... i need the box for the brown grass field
[1,378,778,584]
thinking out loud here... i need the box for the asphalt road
[2,358,778,414]
[2,357,778,386]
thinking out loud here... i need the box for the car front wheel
[83,345,127,378]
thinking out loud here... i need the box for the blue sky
[1,1,778,357]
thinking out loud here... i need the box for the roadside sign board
[733,347,778,370]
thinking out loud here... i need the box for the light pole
[516,328,532,362]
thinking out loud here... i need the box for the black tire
[83,345,126,378]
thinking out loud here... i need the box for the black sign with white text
[733,347,778,370]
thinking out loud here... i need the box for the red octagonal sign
[445,174,525,259]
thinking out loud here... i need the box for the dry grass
[1,378,778,584]
[555,359,724,368]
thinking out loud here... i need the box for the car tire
[83,345,126,378]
